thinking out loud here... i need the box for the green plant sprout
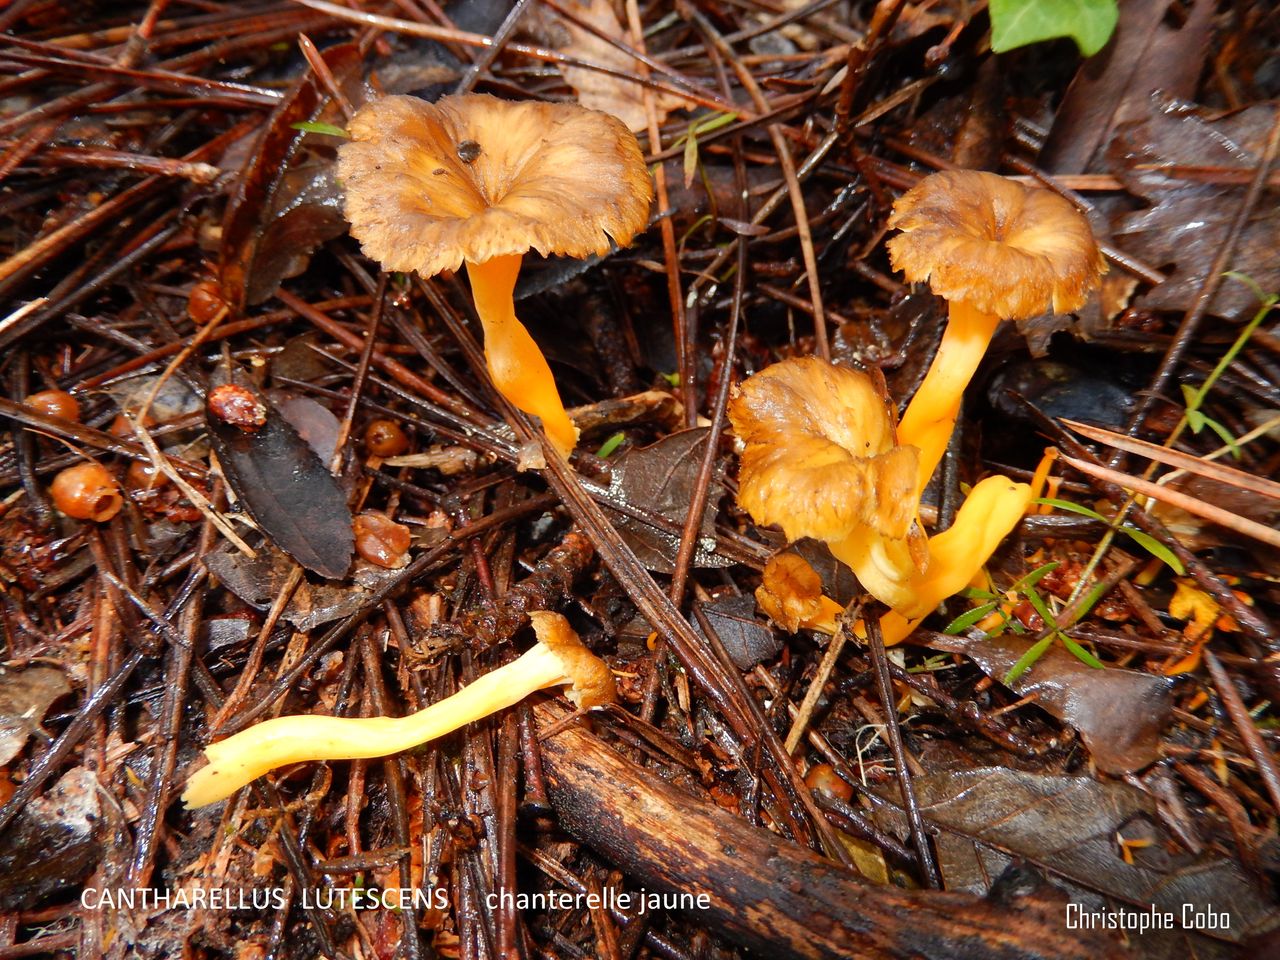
[943,561,1108,682]
[1034,498,1184,575]
[291,120,350,138]
[672,112,738,188]
[1176,274,1278,456]
[595,431,626,458]
[989,0,1119,57]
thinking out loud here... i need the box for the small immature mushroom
[364,418,410,458]
[182,611,615,808]
[728,357,925,610]
[338,94,652,460]
[755,552,843,634]
[887,170,1105,494]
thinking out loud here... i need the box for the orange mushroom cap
[727,357,919,547]
[755,552,844,635]
[886,170,1106,320]
[337,94,653,277]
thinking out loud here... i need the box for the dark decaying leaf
[926,631,1173,774]
[604,428,731,574]
[0,665,70,766]
[219,43,367,308]
[793,538,861,606]
[1109,99,1280,320]
[0,768,101,910]
[694,594,780,670]
[204,543,401,632]
[872,767,1280,958]
[1039,0,1214,174]
[206,375,353,579]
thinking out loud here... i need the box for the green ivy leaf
[989,0,1119,57]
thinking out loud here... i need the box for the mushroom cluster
[732,171,1104,644]
[183,612,615,808]
[338,94,653,460]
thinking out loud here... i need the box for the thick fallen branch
[537,704,1123,960]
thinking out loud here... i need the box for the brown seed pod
[24,389,80,422]
[188,279,228,326]
[50,462,123,522]
[803,763,853,803]
[207,384,267,432]
[364,418,410,457]
[353,511,412,568]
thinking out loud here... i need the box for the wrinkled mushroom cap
[756,552,842,634]
[727,357,919,546]
[528,610,617,710]
[886,170,1106,319]
[338,94,653,277]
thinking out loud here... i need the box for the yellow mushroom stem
[876,475,1032,644]
[183,633,597,809]
[895,300,1003,496]
[466,254,580,459]
[769,477,1031,646]
[828,527,921,615]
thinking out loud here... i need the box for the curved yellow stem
[466,254,579,459]
[879,475,1032,644]
[896,301,1002,496]
[182,644,571,808]
[828,527,919,612]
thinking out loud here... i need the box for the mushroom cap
[756,552,842,634]
[886,170,1106,319]
[727,357,919,546]
[338,94,653,277]
[528,610,617,710]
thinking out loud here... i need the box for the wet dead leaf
[527,0,692,132]
[926,631,1173,774]
[1109,99,1280,320]
[0,767,100,910]
[219,43,366,308]
[204,544,402,632]
[873,767,1280,958]
[0,665,70,766]
[694,594,780,670]
[206,374,353,579]
[605,427,731,574]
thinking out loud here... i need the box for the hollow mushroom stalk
[182,612,615,808]
[338,94,652,460]
[886,170,1106,495]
